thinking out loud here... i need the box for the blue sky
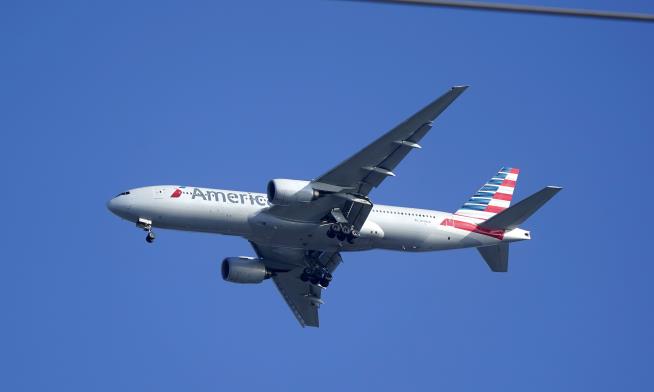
[2,1,653,391]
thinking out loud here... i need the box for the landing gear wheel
[346,229,360,244]
[310,276,320,285]
[300,272,309,282]
[319,278,330,287]
[340,224,352,236]
[145,232,155,243]
[337,233,346,241]
[327,223,341,239]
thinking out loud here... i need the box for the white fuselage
[107,185,530,252]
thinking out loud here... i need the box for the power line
[348,0,654,22]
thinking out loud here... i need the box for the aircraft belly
[247,212,378,251]
[247,212,325,249]
[375,218,431,251]
[145,199,251,235]
[430,225,502,249]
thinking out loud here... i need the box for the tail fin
[455,167,520,220]
[479,186,562,230]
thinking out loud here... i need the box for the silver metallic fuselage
[107,185,529,253]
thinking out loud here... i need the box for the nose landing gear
[145,231,155,243]
[137,218,155,244]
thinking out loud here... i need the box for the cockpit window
[115,191,131,197]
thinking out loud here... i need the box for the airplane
[107,86,561,327]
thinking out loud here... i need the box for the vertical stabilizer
[455,167,520,220]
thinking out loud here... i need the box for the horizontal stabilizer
[479,186,562,230]
[478,243,509,272]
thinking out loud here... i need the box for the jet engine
[221,257,272,284]
[266,179,318,205]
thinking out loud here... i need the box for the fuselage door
[153,187,170,199]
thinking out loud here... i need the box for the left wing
[268,86,467,224]
[251,242,342,327]
[316,85,468,196]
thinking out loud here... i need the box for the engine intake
[221,257,271,284]
[266,179,318,206]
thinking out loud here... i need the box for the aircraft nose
[107,197,121,215]
[106,197,119,214]
[107,191,134,219]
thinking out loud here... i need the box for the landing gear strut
[326,222,360,244]
[300,266,332,287]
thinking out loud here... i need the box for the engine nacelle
[266,179,318,206]
[221,257,271,284]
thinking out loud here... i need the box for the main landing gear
[326,222,360,244]
[137,218,155,244]
[300,265,332,288]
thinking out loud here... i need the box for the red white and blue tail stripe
[455,167,520,220]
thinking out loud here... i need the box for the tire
[320,279,330,288]
[300,273,309,282]
[351,229,360,238]
[326,229,335,238]
[330,223,341,233]
[310,277,320,285]
[337,233,346,241]
[341,225,351,235]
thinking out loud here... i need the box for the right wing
[272,268,323,327]
[251,242,342,328]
